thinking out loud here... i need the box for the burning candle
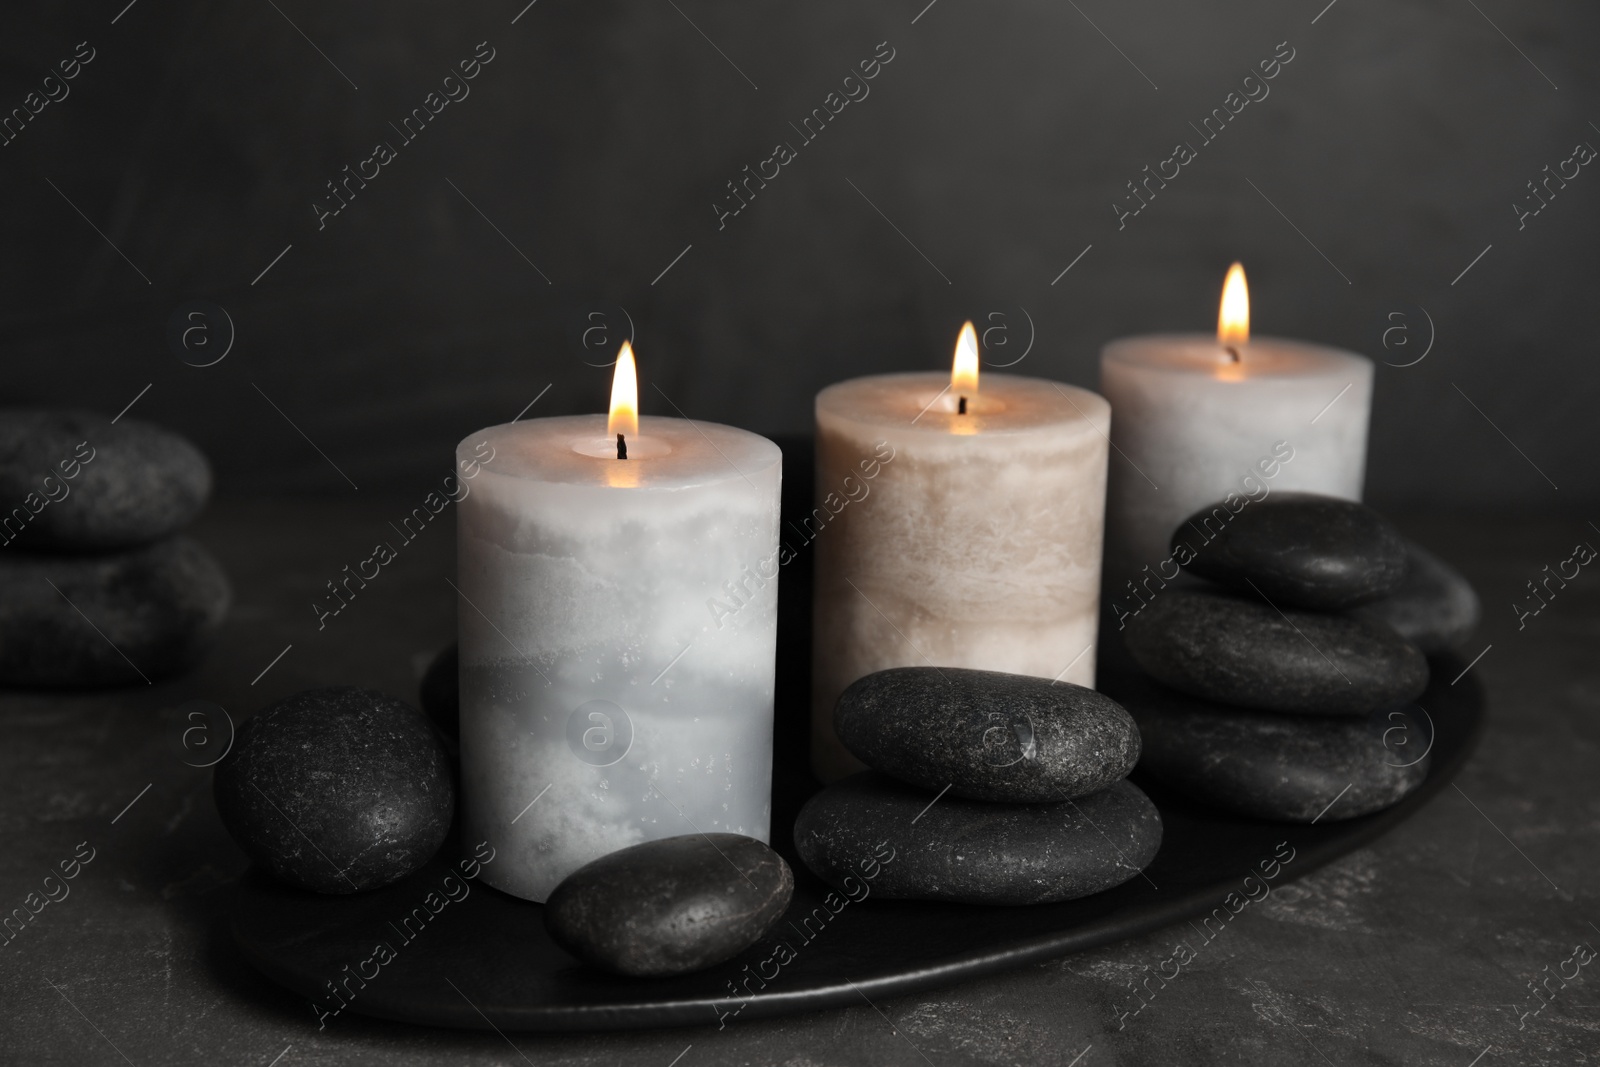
[455,344,782,902]
[810,324,1112,781]
[1099,263,1374,612]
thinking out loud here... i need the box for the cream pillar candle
[811,325,1112,782]
[456,345,782,902]
[1098,264,1373,606]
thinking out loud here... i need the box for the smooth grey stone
[1124,588,1428,715]
[545,833,793,977]
[1173,492,1408,610]
[1112,676,1431,822]
[0,409,212,551]
[0,536,230,687]
[793,773,1161,906]
[213,687,454,895]
[834,666,1140,802]
[1350,540,1480,655]
[419,642,459,745]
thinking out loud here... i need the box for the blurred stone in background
[0,408,228,686]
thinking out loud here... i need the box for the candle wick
[958,395,968,415]
[616,433,628,460]
[1224,345,1241,363]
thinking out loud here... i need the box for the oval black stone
[1124,588,1428,715]
[1172,492,1408,610]
[0,409,211,551]
[793,773,1161,906]
[1350,540,1480,655]
[544,833,793,977]
[0,536,230,687]
[213,687,454,894]
[834,666,1140,802]
[1113,676,1432,822]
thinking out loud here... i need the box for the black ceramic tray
[231,659,1482,1032]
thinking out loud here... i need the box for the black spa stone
[213,687,454,895]
[793,772,1162,906]
[419,642,459,745]
[545,834,793,978]
[1172,492,1408,609]
[1113,677,1432,823]
[834,666,1140,802]
[1350,540,1480,655]
[0,409,212,551]
[1123,588,1428,715]
[0,536,230,687]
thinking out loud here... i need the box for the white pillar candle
[456,347,781,902]
[1098,264,1373,612]
[810,324,1112,782]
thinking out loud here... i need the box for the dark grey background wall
[2,0,1596,507]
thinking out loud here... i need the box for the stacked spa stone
[1113,492,1480,823]
[794,667,1162,905]
[0,409,229,686]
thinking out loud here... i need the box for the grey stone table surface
[1,499,1596,1067]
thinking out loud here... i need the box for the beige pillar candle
[810,325,1111,781]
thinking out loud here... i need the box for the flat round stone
[0,536,230,687]
[213,687,455,894]
[1111,676,1432,822]
[545,833,793,977]
[1124,588,1428,715]
[1350,540,1480,655]
[834,666,1140,802]
[1172,492,1408,609]
[0,409,211,551]
[793,773,1161,906]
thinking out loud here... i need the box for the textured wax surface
[1124,589,1429,714]
[457,419,782,901]
[544,833,793,977]
[834,666,1139,802]
[795,772,1162,906]
[811,375,1109,780]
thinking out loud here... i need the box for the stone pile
[1115,492,1478,822]
[795,666,1162,905]
[0,409,228,686]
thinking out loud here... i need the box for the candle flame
[951,321,980,399]
[1218,262,1249,346]
[607,341,639,440]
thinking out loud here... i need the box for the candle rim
[815,370,1111,437]
[1101,332,1371,376]
[455,414,781,489]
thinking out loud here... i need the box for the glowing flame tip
[952,321,980,399]
[1218,262,1249,346]
[607,341,639,440]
